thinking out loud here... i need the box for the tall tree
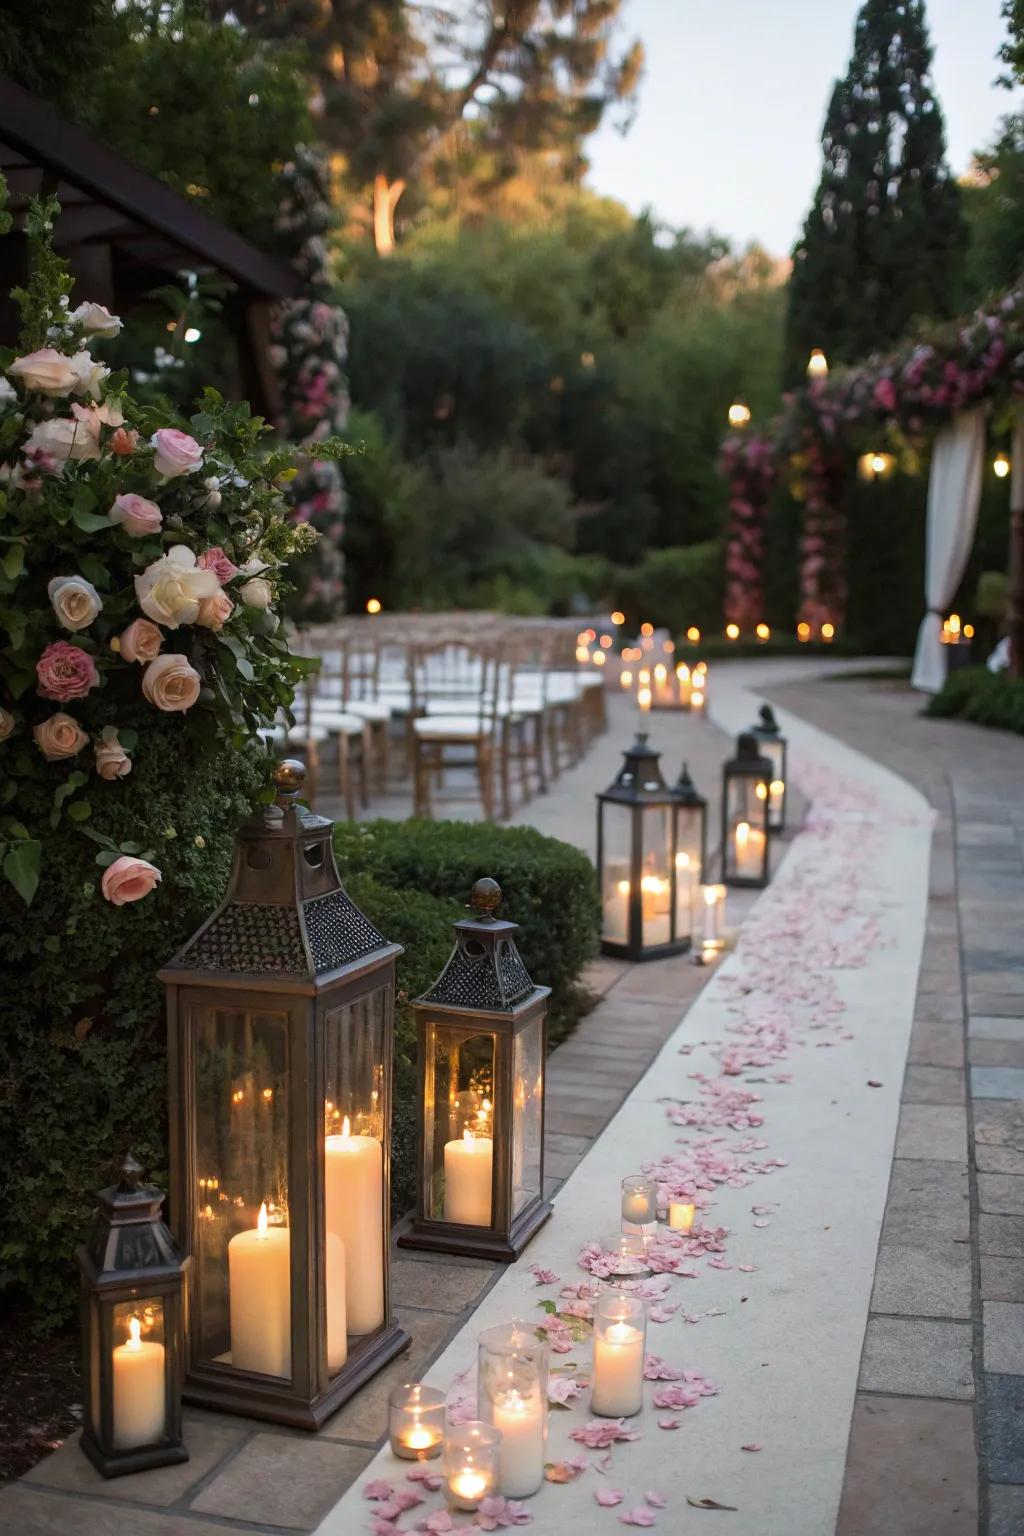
[784,0,967,382]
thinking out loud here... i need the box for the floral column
[719,433,776,632]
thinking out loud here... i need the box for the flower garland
[270,147,349,622]
[791,433,848,633]
[718,432,775,630]
[0,192,347,906]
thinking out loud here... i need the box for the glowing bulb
[994,453,1011,479]
[184,327,201,344]
[948,612,961,636]
[611,611,625,626]
[807,348,828,379]
[964,623,975,638]
[821,621,835,640]
[686,626,700,643]
[755,622,770,641]
[728,400,751,428]
[366,597,382,615]
[870,453,886,475]
[725,623,740,640]
[797,622,811,641]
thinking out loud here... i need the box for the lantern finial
[469,877,502,920]
[273,757,306,805]
[117,1151,143,1192]
[758,704,779,733]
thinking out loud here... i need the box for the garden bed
[925,664,1024,735]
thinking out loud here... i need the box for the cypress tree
[784,0,967,383]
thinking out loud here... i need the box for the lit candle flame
[736,821,750,848]
[342,1114,351,1138]
[257,1200,268,1238]
[127,1315,142,1351]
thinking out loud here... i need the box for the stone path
[1,696,759,1536]
[766,669,1024,1536]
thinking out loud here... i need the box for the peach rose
[109,492,162,537]
[0,707,14,742]
[119,618,163,665]
[196,591,234,631]
[151,428,203,478]
[109,427,139,456]
[8,347,80,395]
[33,711,89,760]
[142,653,201,712]
[101,855,161,906]
[48,574,103,632]
[94,733,132,781]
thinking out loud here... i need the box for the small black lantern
[597,735,691,960]
[750,704,788,831]
[160,760,409,1429]
[720,733,772,888]
[399,878,551,1262]
[78,1153,189,1478]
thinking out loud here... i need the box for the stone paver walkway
[767,669,1024,1536]
[2,695,781,1535]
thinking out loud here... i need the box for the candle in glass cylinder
[112,1316,165,1448]
[389,1383,445,1459]
[228,1201,291,1377]
[492,1387,545,1497]
[734,820,766,879]
[443,1129,493,1225]
[445,1423,501,1511]
[591,1296,646,1418]
[325,1117,384,1334]
[668,1201,696,1232]
[621,1174,658,1233]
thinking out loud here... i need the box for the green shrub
[926,666,1024,735]
[612,542,723,636]
[333,819,600,1045]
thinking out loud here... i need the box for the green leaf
[80,824,116,849]
[72,504,114,534]
[94,849,119,868]
[2,544,24,581]
[117,729,138,752]
[78,554,111,588]
[3,839,40,905]
[66,801,92,822]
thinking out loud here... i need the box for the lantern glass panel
[424,1023,495,1227]
[192,1006,290,1380]
[89,1294,102,1434]
[601,802,633,945]
[640,805,673,948]
[723,778,769,883]
[512,1018,543,1218]
[324,986,390,1358]
[111,1299,167,1449]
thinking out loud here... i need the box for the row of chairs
[273,615,608,820]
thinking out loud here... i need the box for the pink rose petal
[595,1488,624,1507]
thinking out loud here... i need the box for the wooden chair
[409,637,504,820]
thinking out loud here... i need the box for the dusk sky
[586,0,1014,256]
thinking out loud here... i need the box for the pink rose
[36,641,99,702]
[101,855,161,906]
[872,377,897,412]
[142,653,201,712]
[195,591,234,631]
[33,711,89,761]
[119,618,163,665]
[151,428,203,478]
[197,546,238,584]
[109,492,162,537]
[94,733,132,781]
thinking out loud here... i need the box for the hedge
[926,665,1024,735]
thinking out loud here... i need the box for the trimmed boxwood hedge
[925,665,1024,735]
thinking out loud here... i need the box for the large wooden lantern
[720,733,772,889]
[78,1154,189,1478]
[399,878,551,1262]
[597,735,690,960]
[160,760,408,1428]
[750,704,788,831]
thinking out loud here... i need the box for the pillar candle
[734,821,766,879]
[492,1388,545,1497]
[325,1118,385,1335]
[112,1316,165,1448]
[444,1129,493,1225]
[326,1231,347,1371]
[228,1202,291,1376]
[591,1320,645,1417]
[676,663,692,707]
[769,779,785,823]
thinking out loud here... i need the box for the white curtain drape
[911,408,986,692]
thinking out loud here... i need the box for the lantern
[673,761,708,886]
[720,733,772,888]
[399,878,551,1261]
[749,704,787,832]
[597,735,690,960]
[78,1153,188,1478]
[160,760,408,1428]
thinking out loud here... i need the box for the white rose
[48,574,104,632]
[239,577,272,610]
[8,347,81,395]
[67,351,109,400]
[69,302,123,339]
[24,415,101,464]
[134,544,219,629]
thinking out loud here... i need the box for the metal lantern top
[418,879,549,1018]
[673,761,707,809]
[598,735,673,806]
[78,1153,186,1291]
[751,704,784,744]
[161,760,390,984]
[726,731,774,780]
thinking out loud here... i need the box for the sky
[586,0,1014,256]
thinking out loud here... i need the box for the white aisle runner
[316,662,932,1536]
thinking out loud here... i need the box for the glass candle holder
[599,1231,652,1278]
[477,1321,548,1498]
[667,1200,697,1233]
[702,884,726,951]
[388,1382,446,1459]
[444,1422,501,1511]
[620,1175,658,1232]
[591,1293,647,1418]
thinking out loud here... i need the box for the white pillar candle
[228,1202,291,1377]
[492,1388,545,1497]
[668,1201,696,1232]
[734,821,766,879]
[591,1320,645,1417]
[112,1316,165,1448]
[325,1118,385,1335]
[444,1129,493,1226]
[325,1231,347,1371]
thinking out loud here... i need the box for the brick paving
[768,671,1024,1536]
